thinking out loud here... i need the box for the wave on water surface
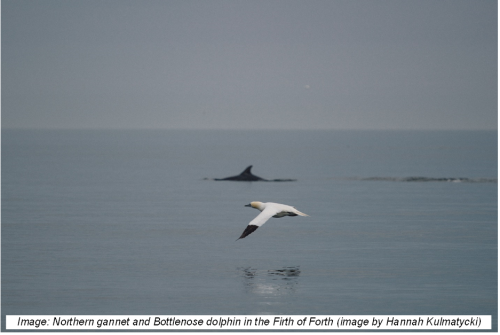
[358,177,497,183]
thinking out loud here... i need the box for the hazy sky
[2,0,497,129]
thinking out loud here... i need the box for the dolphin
[209,165,296,182]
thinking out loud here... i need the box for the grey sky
[2,0,497,129]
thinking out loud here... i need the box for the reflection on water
[239,266,300,296]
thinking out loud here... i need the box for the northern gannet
[237,201,309,240]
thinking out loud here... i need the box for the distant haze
[2,0,497,130]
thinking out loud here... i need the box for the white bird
[237,201,309,240]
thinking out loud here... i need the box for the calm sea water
[2,129,497,330]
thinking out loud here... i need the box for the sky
[2,0,497,130]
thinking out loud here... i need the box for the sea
[1,129,498,331]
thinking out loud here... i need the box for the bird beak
[244,203,252,207]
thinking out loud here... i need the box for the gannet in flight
[237,202,309,240]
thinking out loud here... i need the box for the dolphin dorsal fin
[241,165,253,175]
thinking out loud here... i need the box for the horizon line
[1,126,498,132]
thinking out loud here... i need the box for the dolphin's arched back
[212,165,296,182]
[215,165,266,181]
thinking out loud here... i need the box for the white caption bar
[7,315,491,330]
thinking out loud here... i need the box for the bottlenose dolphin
[210,165,296,182]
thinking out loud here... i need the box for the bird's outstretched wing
[237,207,277,240]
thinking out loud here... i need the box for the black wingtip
[237,224,259,240]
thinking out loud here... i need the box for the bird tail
[295,210,309,217]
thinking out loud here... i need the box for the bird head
[245,201,264,210]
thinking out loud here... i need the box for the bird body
[237,201,308,240]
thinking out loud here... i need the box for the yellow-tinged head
[244,201,264,210]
